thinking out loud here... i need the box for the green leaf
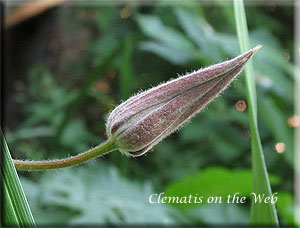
[20,163,177,225]
[136,14,198,64]
[174,8,224,62]
[276,192,296,224]
[165,167,280,209]
[139,41,196,64]
[136,14,195,51]
[182,203,249,225]
[1,130,36,227]
[233,0,279,225]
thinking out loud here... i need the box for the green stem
[13,140,117,171]
[234,0,279,225]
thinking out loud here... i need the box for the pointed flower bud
[106,46,261,157]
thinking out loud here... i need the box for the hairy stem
[13,140,117,171]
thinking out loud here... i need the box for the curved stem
[13,140,117,171]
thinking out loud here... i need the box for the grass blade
[1,129,36,227]
[233,0,279,225]
[119,35,134,99]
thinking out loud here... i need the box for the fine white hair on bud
[106,46,261,157]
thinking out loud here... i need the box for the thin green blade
[233,0,279,225]
[1,129,36,227]
[119,35,134,100]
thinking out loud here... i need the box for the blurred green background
[4,1,296,226]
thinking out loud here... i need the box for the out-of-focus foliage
[165,166,293,223]
[136,6,294,165]
[165,167,280,208]
[20,163,177,225]
[5,2,295,226]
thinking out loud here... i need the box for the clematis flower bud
[106,46,261,157]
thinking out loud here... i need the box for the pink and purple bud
[106,46,261,157]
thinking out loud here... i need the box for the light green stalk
[13,140,117,171]
[233,0,279,225]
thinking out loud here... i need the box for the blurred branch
[5,0,64,29]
